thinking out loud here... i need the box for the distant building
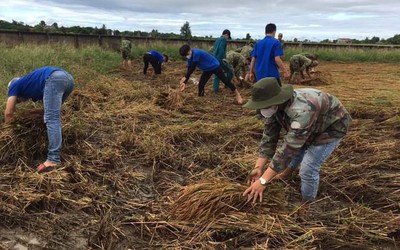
[337,38,352,43]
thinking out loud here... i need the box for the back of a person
[226,51,237,65]
[213,36,226,60]
[8,67,60,101]
[253,36,281,79]
[149,50,164,62]
[286,88,351,143]
[190,49,219,72]
[229,51,245,67]
[290,54,311,66]
[240,45,253,59]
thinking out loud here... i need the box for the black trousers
[143,53,162,74]
[198,67,236,96]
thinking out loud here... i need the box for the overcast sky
[1,0,399,41]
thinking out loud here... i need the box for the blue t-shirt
[251,36,283,80]
[8,67,62,101]
[187,49,220,72]
[148,50,164,63]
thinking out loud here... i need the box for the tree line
[1,19,400,44]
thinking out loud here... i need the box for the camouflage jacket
[259,88,352,173]
[289,54,312,72]
[120,39,132,51]
[226,51,247,77]
[240,45,253,59]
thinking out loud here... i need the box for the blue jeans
[43,70,74,163]
[288,139,341,201]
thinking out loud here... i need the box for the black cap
[222,29,231,39]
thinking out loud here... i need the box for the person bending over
[143,50,169,75]
[178,44,243,105]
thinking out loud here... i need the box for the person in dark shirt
[213,29,233,92]
[143,50,169,75]
[178,44,243,104]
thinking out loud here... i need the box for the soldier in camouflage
[224,51,248,84]
[120,38,132,69]
[239,43,253,59]
[242,78,351,204]
[237,43,254,83]
[289,54,319,84]
[278,33,284,61]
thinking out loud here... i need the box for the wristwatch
[259,177,268,186]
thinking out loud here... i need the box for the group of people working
[4,23,351,207]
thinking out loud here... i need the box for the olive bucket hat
[243,77,294,109]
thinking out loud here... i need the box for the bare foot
[36,161,59,173]
[43,161,60,167]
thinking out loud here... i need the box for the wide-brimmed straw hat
[243,77,294,109]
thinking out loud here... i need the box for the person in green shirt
[213,29,233,93]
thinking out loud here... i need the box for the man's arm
[4,96,17,122]
[184,64,197,82]
[249,57,256,80]
[180,63,198,91]
[305,68,311,78]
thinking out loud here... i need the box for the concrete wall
[0,30,226,51]
[1,30,399,51]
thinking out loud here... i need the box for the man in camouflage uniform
[277,33,285,61]
[289,54,319,84]
[238,43,254,83]
[239,43,253,60]
[224,51,248,84]
[120,38,132,69]
[242,78,351,204]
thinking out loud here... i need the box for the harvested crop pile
[0,61,399,249]
[0,109,46,164]
[155,88,185,110]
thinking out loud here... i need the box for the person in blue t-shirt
[143,50,169,75]
[250,23,289,86]
[178,44,243,105]
[4,67,75,173]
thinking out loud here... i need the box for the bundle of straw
[170,179,285,223]
[155,88,185,110]
[0,108,47,163]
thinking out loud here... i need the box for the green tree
[32,20,46,32]
[180,21,192,38]
[151,29,159,38]
[370,36,380,43]
[387,34,400,44]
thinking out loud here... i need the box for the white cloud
[0,0,399,40]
